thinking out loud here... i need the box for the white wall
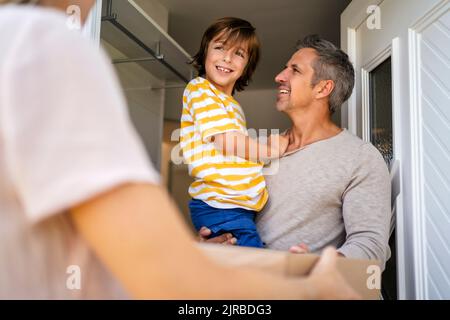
[101,0,169,170]
[164,86,185,121]
[134,0,168,31]
[235,89,291,131]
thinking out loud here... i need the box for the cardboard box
[198,243,381,300]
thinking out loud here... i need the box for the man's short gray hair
[297,34,355,114]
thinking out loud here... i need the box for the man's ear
[315,80,335,99]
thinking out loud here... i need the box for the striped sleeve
[187,85,241,142]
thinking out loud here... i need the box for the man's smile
[278,86,291,95]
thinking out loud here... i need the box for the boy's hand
[279,133,290,156]
[268,134,289,158]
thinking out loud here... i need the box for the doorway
[368,57,397,300]
[342,0,450,299]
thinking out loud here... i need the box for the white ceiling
[158,0,351,89]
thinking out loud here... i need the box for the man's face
[275,48,318,112]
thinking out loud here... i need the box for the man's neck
[285,105,342,151]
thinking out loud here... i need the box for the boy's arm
[70,183,359,299]
[211,131,289,162]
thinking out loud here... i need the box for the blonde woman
[0,0,359,299]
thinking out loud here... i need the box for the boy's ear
[315,80,335,99]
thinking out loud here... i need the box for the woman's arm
[71,183,359,299]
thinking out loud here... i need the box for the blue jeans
[189,199,264,248]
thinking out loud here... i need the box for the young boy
[180,17,288,248]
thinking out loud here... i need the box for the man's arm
[71,183,359,299]
[338,144,392,269]
[212,131,289,162]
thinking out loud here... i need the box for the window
[369,57,393,166]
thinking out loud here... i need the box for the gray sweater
[256,129,392,269]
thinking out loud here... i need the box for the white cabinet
[88,0,193,170]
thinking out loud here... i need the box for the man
[0,1,358,299]
[201,35,392,270]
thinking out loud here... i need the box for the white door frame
[341,0,383,135]
[82,0,103,44]
[341,0,406,299]
[360,43,391,142]
[342,0,449,300]
[359,38,403,163]
[408,0,450,300]
[359,39,407,300]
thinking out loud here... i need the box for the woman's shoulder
[1,6,102,71]
[0,5,68,33]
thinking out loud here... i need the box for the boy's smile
[205,35,249,96]
[216,66,233,73]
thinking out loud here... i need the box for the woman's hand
[308,247,360,299]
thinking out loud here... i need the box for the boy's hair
[190,17,260,93]
[296,35,355,114]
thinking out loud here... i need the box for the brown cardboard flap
[198,243,381,300]
[285,253,381,300]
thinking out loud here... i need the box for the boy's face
[204,34,249,96]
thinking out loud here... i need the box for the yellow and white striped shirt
[180,77,268,211]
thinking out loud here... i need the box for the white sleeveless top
[0,5,158,298]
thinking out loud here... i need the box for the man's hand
[307,247,360,299]
[290,243,345,257]
[289,243,310,254]
[198,227,237,245]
